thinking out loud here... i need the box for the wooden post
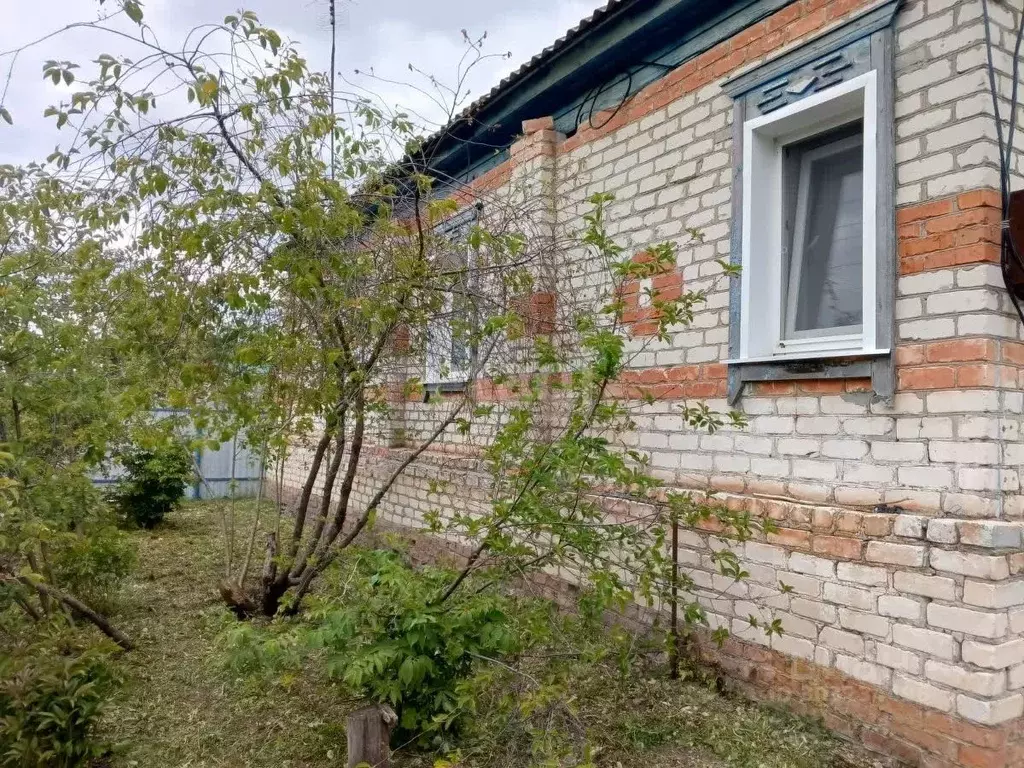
[346,704,397,768]
[668,511,680,680]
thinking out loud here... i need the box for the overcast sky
[0,0,607,165]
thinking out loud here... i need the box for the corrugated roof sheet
[462,0,633,120]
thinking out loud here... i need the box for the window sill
[424,381,468,401]
[725,350,894,406]
[724,347,890,365]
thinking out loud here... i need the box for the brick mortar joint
[264,490,1024,764]
[283,444,1024,533]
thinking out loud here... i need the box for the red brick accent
[898,365,957,390]
[450,120,564,208]
[898,190,1002,275]
[620,251,684,337]
[610,363,728,400]
[392,324,411,353]
[749,377,871,396]
[510,291,557,336]
[957,363,1019,388]
[1002,341,1024,364]
[897,199,956,225]
[896,338,1023,392]
[751,380,795,395]
[812,534,864,559]
[924,339,999,363]
[451,160,514,207]
[510,129,561,164]
[528,292,556,334]
[391,361,726,405]
[767,527,812,550]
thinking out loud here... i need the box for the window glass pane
[451,330,469,370]
[427,217,475,382]
[784,128,863,338]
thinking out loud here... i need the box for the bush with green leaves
[49,523,135,615]
[110,441,194,529]
[0,625,121,768]
[222,548,553,748]
[0,452,135,649]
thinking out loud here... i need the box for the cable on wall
[982,0,1024,325]
[573,59,675,133]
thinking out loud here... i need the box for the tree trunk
[9,575,134,650]
[218,579,256,618]
[346,704,397,768]
[259,531,287,616]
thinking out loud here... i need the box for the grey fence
[189,434,263,499]
[91,410,263,500]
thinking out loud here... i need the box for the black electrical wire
[573,60,675,133]
[982,0,1024,326]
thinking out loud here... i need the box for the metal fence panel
[90,411,263,500]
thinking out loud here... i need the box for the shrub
[51,523,136,614]
[306,551,551,747]
[110,441,194,528]
[0,628,120,768]
[221,549,551,748]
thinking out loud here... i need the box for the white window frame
[737,70,881,363]
[425,229,475,386]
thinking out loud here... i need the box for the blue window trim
[723,0,901,405]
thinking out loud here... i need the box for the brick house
[280,1,1024,765]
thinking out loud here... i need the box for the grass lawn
[99,501,862,768]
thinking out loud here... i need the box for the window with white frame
[738,71,882,362]
[425,214,476,386]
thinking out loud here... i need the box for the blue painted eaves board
[430,0,734,177]
[430,0,797,179]
[553,0,794,135]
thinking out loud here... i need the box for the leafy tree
[4,4,579,617]
[2,5,777,652]
[0,191,143,647]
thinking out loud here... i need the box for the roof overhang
[425,0,784,181]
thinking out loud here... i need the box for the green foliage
[0,171,149,635]
[222,549,552,748]
[0,626,120,768]
[0,454,134,625]
[429,193,775,645]
[0,7,581,617]
[1,6,759,632]
[219,619,307,683]
[50,524,135,614]
[315,554,542,745]
[109,440,194,528]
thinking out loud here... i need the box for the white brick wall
[276,0,1024,728]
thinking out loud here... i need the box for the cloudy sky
[0,0,607,165]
